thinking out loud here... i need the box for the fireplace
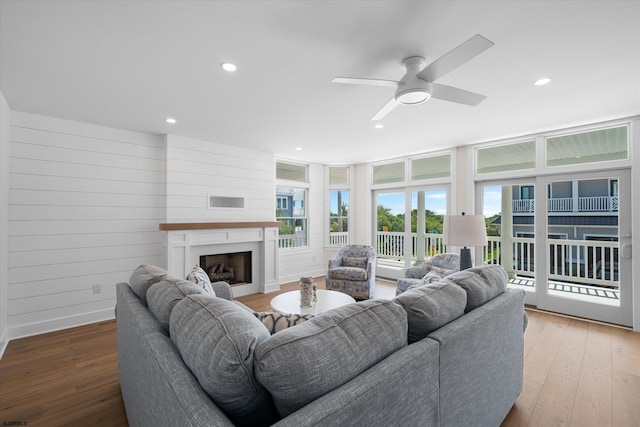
[200,251,252,285]
[160,221,281,297]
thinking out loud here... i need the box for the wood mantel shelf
[159,221,281,231]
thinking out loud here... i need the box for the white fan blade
[332,77,398,88]
[431,83,487,106]
[370,97,399,121]
[417,34,494,82]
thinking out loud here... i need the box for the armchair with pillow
[326,244,376,300]
[396,253,460,295]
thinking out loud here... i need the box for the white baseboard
[0,329,8,360]
[8,308,116,342]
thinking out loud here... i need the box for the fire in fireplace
[199,251,252,285]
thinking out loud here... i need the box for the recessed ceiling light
[165,118,177,124]
[374,123,384,129]
[534,77,551,86]
[295,147,302,151]
[221,62,237,72]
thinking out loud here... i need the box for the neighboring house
[492,178,619,280]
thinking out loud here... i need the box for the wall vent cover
[208,195,245,209]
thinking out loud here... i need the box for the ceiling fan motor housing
[395,79,432,105]
[395,56,432,105]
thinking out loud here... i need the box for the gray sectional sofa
[116,264,526,427]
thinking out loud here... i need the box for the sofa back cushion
[394,280,467,343]
[129,265,170,303]
[146,278,205,332]
[254,299,407,417]
[170,295,278,427]
[446,265,508,312]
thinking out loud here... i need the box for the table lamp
[442,212,488,270]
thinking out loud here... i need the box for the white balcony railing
[375,231,619,289]
[328,231,349,246]
[278,233,307,248]
[513,196,618,213]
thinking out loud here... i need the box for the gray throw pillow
[129,264,169,303]
[146,278,205,332]
[170,295,278,427]
[394,280,467,343]
[254,299,407,417]
[446,264,508,312]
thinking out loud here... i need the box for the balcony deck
[376,257,620,305]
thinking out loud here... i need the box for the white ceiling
[1,0,639,165]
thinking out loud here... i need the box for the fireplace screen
[200,251,252,285]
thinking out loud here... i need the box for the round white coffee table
[270,289,356,315]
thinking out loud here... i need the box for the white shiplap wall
[166,134,275,222]
[7,112,165,339]
[0,92,10,355]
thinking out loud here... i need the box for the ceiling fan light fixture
[395,88,431,105]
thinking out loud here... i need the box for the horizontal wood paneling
[7,112,165,337]
[165,134,275,222]
[9,231,162,252]
[8,219,161,236]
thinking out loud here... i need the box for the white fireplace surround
[161,222,280,297]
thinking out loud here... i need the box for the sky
[374,187,502,217]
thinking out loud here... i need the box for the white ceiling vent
[208,195,245,209]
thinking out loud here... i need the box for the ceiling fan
[332,34,494,121]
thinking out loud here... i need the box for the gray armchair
[326,245,376,300]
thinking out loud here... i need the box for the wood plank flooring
[0,278,638,426]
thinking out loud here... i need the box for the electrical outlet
[92,284,101,294]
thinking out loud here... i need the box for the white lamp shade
[443,215,488,248]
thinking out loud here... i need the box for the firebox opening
[199,251,252,286]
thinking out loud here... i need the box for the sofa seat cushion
[446,265,508,312]
[327,266,368,281]
[254,299,407,417]
[146,278,205,332]
[394,280,467,343]
[129,265,170,303]
[170,295,278,427]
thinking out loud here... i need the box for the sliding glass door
[477,170,632,326]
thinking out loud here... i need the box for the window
[521,185,534,200]
[276,196,288,210]
[411,154,451,180]
[329,190,349,246]
[276,161,309,249]
[328,166,350,246]
[373,161,405,184]
[476,140,536,174]
[276,161,307,182]
[546,126,628,167]
[276,187,307,248]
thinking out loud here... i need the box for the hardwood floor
[0,279,638,426]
